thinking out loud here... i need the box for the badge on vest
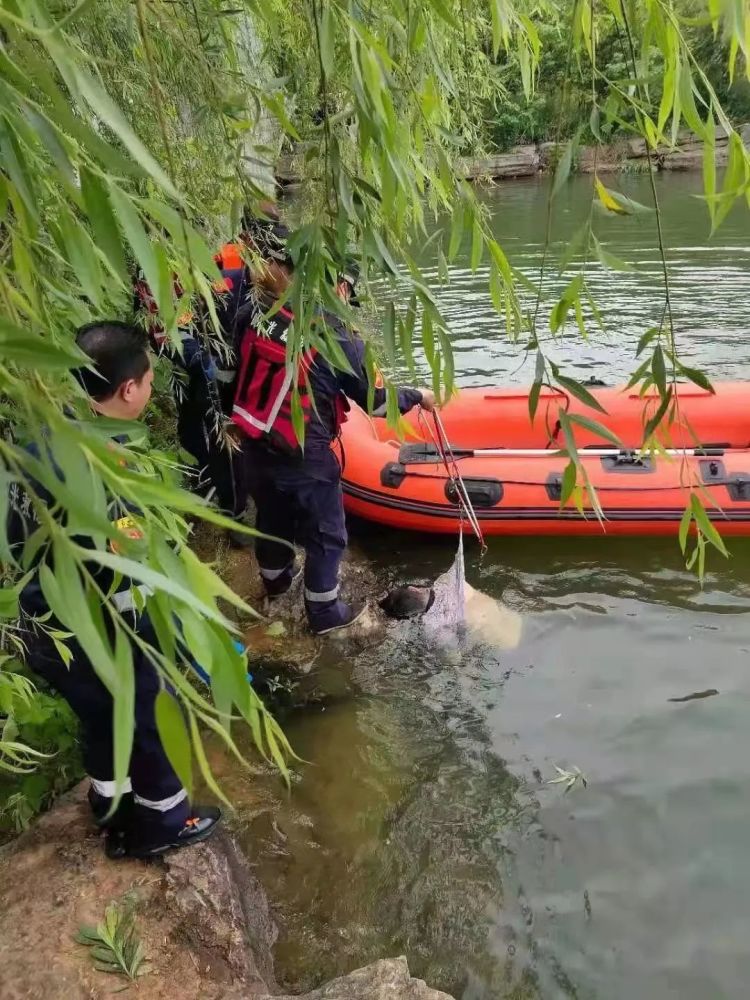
[110,515,144,553]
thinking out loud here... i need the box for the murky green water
[236,174,750,999]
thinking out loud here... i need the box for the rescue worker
[132,206,281,544]
[336,256,360,308]
[231,226,435,634]
[10,321,221,858]
[133,266,249,542]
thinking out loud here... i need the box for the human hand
[418,388,436,411]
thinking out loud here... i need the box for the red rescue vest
[231,306,349,455]
[134,244,243,347]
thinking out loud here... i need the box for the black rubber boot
[264,565,302,599]
[308,599,367,636]
[88,787,134,832]
[227,525,254,549]
[107,805,222,861]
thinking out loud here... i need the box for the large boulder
[661,147,706,170]
[266,957,454,999]
[0,783,277,1000]
[458,146,540,179]
[0,787,456,1000]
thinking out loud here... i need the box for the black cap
[244,218,293,267]
[339,255,360,306]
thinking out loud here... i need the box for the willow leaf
[155,690,193,798]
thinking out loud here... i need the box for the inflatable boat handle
[426,447,725,458]
[483,389,568,401]
[628,390,713,399]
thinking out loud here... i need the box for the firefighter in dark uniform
[232,226,434,635]
[133,268,247,529]
[132,206,280,544]
[9,321,221,858]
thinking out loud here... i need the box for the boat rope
[419,407,487,553]
[389,469,742,493]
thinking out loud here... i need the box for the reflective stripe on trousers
[304,585,339,602]
[111,584,153,613]
[259,563,293,581]
[90,777,132,797]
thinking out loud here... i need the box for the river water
[234,173,750,999]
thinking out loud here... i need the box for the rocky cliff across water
[0,783,452,1000]
[276,125,750,185]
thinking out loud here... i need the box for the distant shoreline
[276,124,749,187]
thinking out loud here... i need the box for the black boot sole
[110,819,221,861]
[123,821,219,861]
[311,603,368,636]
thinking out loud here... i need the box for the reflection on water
[233,176,750,999]
[391,172,750,387]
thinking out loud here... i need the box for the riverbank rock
[458,145,539,179]
[266,957,454,999]
[0,782,277,1000]
[193,522,386,675]
[276,123,750,187]
[0,784,455,1000]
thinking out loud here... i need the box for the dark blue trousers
[245,446,348,621]
[27,616,189,837]
[176,370,245,517]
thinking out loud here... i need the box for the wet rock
[276,124,750,191]
[194,520,386,676]
[237,543,387,675]
[0,782,277,1000]
[457,146,540,179]
[662,147,708,170]
[265,956,454,999]
[537,140,562,169]
[576,142,625,172]
[0,786,455,1000]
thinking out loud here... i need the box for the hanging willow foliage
[0,0,748,788]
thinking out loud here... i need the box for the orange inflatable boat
[336,383,750,537]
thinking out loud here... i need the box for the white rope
[419,407,486,552]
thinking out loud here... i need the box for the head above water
[74,320,153,420]
[379,585,436,620]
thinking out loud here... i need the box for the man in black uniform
[231,228,434,634]
[9,321,221,858]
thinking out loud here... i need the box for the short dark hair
[379,585,435,620]
[241,200,280,229]
[241,216,293,269]
[74,321,150,401]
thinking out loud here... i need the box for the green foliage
[548,764,588,792]
[261,0,506,154]
[0,0,748,831]
[486,1,750,149]
[0,0,293,814]
[0,669,81,836]
[76,902,148,980]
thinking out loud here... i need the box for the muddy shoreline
[0,531,448,999]
[0,783,452,999]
